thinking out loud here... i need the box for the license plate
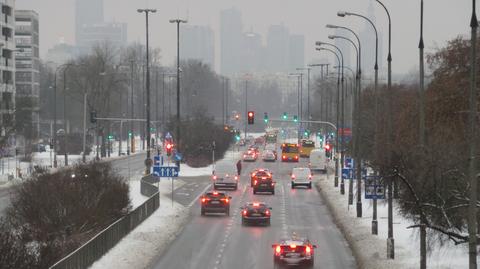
[252,213,261,216]
[211,201,220,204]
[286,253,300,258]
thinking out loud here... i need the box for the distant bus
[300,140,315,158]
[281,143,299,162]
[265,133,277,144]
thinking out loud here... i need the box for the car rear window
[215,162,236,174]
[206,192,226,198]
[293,168,310,177]
[256,171,270,177]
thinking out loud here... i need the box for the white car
[243,151,257,162]
[212,161,239,190]
[309,149,329,173]
[291,167,312,189]
[262,150,276,162]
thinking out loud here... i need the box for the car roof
[245,202,267,207]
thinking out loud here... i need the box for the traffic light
[166,143,173,156]
[235,114,240,120]
[304,130,309,137]
[107,134,114,140]
[128,131,133,138]
[293,115,298,123]
[325,144,332,158]
[263,112,268,123]
[90,111,97,124]
[235,131,241,141]
[247,111,255,124]
[282,112,288,120]
[224,125,229,131]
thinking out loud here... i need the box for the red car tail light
[213,191,218,195]
[201,197,210,203]
[253,203,260,207]
[306,246,312,254]
[290,244,297,249]
[221,198,229,203]
[294,155,299,160]
[275,245,282,254]
[265,210,270,216]
[291,174,296,179]
[213,175,217,180]
[254,180,258,185]
[234,176,238,180]
[242,210,247,216]
[309,175,312,180]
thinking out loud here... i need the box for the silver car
[262,150,276,162]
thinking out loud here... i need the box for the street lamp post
[315,47,341,191]
[138,8,157,175]
[170,18,187,163]
[297,67,312,129]
[316,41,344,194]
[467,1,478,268]
[289,73,304,141]
[338,11,379,220]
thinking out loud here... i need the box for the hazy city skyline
[17,0,474,75]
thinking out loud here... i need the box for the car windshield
[215,162,236,174]
[293,168,310,177]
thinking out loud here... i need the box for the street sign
[165,132,173,139]
[174,152,183,162]
[342,168,353,180]
[153,166,179,178]
[344,157,354,169]
[365,175,385,199]
[154,155,161,167]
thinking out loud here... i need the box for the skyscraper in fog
[181,25,215,68]
[75,0,104,44]
[266,24,290,73]
[220,7,243,75]
[75,0,127,53]
[288,34,305,71]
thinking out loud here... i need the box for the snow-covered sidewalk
[316,173,473,269]
[90,179,190,269]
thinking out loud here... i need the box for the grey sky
[17,0,475,75]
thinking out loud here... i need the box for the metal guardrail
[49,176,159,269]
[141,174,160,197]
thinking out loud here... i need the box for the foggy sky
[17,0,475,75]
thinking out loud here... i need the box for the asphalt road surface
[151,151,356,269]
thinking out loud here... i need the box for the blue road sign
[153,166,179,178]
[344,158,354,169]
[342,168,353,180]
[154,155,161,167]
[174,152,183,162]
[165,132,173,139]
[364,175,385,199]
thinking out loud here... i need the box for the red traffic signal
[325,144,331,151]
[166,143,173,156]
[247,111,255,124]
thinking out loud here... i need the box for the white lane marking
[187,183,212,208]
[176,192,190,196]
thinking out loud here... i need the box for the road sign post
[365,175,385,199]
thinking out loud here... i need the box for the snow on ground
[90,180,189,269]
[0,136,145,183]
[316,170,474,269]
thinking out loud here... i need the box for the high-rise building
[288,34,305,71]
[0,0,16,141]
[266,24,290,73]
[240,31,264,72]
[77,22,127,52]
[180,25,215,68]
[45,43,77,65]
[75,0,126,54]
[15,9,40,137]
[220,7,243,75]
[75,0,104,45]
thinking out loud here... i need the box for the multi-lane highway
[151,148,356,269]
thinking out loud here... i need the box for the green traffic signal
[282,112,288,120]
[128,132,133,137]
[264,112,269,123]
[293,115,298,122]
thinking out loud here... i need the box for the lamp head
[137,9,143,13]
[315,41,323,46]
[328,35,336,40]
[326,24,338,29]
[337,11,347,17]
[169,19,176,23]
[315,48,323,51]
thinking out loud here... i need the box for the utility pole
[244,79,248,140]
[170,18,187,161]
[138,8,157,175]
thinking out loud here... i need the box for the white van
[309,149,329,173]
[212,160,239,190]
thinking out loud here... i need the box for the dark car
[253,173,275,195]
[241,202,271,226]
[250,169,272,187]
[272,234,317,268]
[200,191,231,216]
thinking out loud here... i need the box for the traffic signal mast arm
[268,118,337,130]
